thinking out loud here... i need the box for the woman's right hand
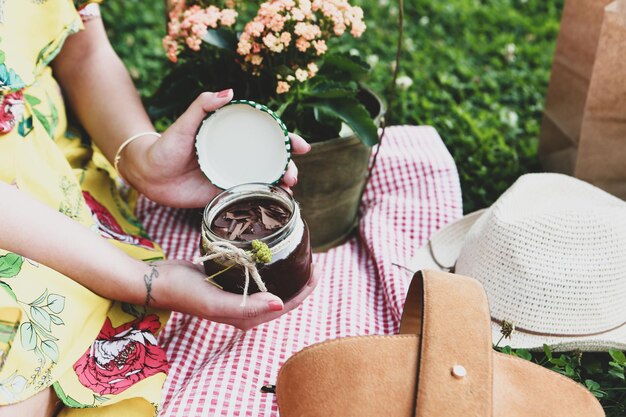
[120,91,311,209]
[151,260,319,331]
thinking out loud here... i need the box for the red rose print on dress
[0,92,25,134]
[82,191,155,249]
[73,315,169,395]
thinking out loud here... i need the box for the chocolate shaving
[228,219,237,234]
[260,207,283,230]
[226,211,251,220]
[213,216,231,228]
[212,198,291,242]
[268,204,288,217]
[229,222,245,240]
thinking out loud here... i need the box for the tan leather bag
[276,270,604,416]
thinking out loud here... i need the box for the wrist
[116,133,159,191]
[129,259,169,310]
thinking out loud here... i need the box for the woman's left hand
[120,90,310,208]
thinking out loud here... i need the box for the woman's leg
[0,387,61,417]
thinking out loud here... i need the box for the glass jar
[200,183,312,301]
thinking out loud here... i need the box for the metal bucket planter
[292,89,385,252]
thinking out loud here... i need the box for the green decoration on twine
[250,240,272,264]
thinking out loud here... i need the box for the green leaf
[35,40,54,67]
[313,106,341,129]
[320,53,370,82]
[543,344,553,361]
[305,80,358,99]
[53,382,90,408]
[309,98,378,146]
[202,28,237,51]
[31,306,52,331]
[47,294,65,314]
[47,96,58,135]
[34,346,45,361]
[0,253,23,278]
[515,349,532,361]
[609,350,626,365]
[584,379,607,398]
[0,281,16,301]
[32,108,53,139]
[18,116,33,137]
[41,340,59,363]
[609,368,625,381]
[30,289,48,306]
[499,345,513,355]
[93,395,109,403]
[50,314,65,326]
[24,94,41,106]
[19,322,37,351]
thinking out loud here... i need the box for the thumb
[169,89,234,137]
[238,292,284,319]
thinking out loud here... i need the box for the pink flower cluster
[163,0,238,63]
[236,0,366,94]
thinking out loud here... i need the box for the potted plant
[151,0,385,250]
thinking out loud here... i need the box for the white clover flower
[405,38,415,52]
[503,43,517,62]
[505,43,516,55]
[366,54,379,67]
[419,16,430,26]
[349,48,360,56]
[378,0,390,6]
[395,75,413,90]
[500,109,519,127]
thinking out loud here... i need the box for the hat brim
[408,211,626,352]
[408,209,486,272]
[491,322,626,352]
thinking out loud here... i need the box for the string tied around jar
[195,229,270,307]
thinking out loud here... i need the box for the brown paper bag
[539,0,626,198]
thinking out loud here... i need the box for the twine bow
[195,230,269,307]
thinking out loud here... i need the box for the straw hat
[409,173,626,352]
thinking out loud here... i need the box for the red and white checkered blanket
[136,126,462,416]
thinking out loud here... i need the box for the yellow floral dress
[0,1,170,416]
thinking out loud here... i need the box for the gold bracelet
[113,132,161,180]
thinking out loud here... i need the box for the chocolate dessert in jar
[200,183,312,301]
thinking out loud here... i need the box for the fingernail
[306,143,312,151]
[293,176,298,186]
[217,89,232,98]
[268,301,284,312]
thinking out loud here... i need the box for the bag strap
[400,270,494,417]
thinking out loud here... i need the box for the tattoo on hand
[143,263,159,311]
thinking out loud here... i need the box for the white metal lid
[195,100,291,190]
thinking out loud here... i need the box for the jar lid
[195,100,291,190]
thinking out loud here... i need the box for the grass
[348,0,562,212]
[101,2,625,414]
